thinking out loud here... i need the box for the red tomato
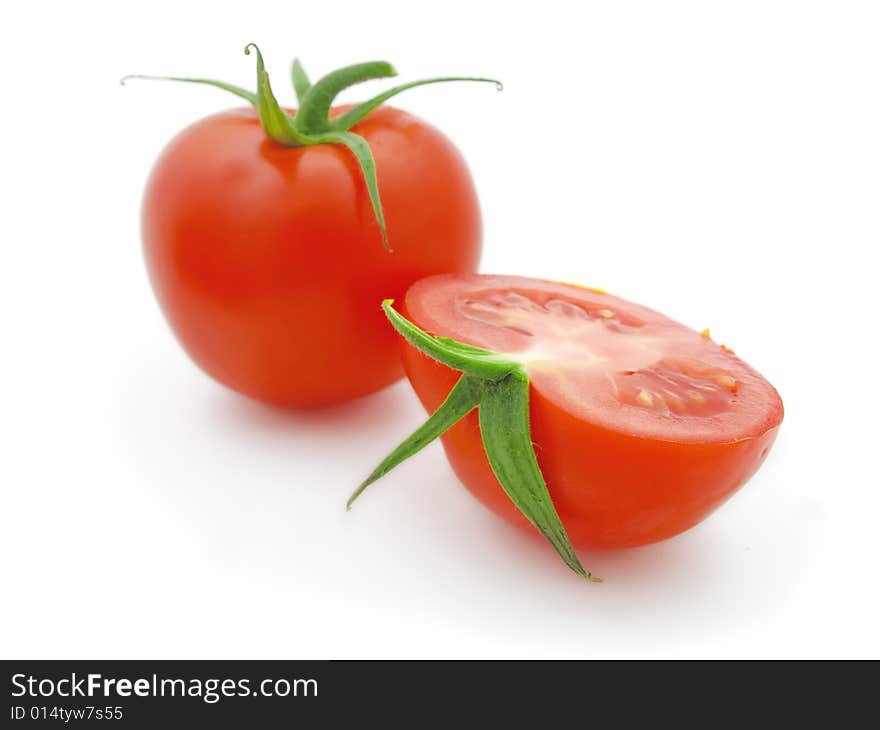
[142,105,481,406]
[400,274,783,548]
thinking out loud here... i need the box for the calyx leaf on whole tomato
[122,44,501,250]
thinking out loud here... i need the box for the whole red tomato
[135,48,496,406]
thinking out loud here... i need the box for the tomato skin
[142,105,481,406]
[400,278,782,549]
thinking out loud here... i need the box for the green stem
[119,74,256,105]
[309,131,389,250]
[349,303,599,582]
[347,373,483,510]
[123,46,501,251]
[380,300,516,379]
[479,373,599,581]
[245,43,308,147]
[291,58,311,104]
[330,77,502,132]
[295,61,397,136]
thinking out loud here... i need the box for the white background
[2,1,877,659]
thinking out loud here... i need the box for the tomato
[399,274,783,548]
[141,105,481,406]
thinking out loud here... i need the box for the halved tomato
[398,274,783,549]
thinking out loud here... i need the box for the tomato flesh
[142,106,481,407]
[402,274,783,548]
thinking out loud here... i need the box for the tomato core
[458,289,739,417]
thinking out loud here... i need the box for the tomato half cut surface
[398,274,783,549]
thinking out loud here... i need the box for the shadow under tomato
[200,373,801,636]
[474,505,714,584]
[210,377,416,437]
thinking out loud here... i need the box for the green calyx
[348,301,600,582]
[122,44,502,251]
